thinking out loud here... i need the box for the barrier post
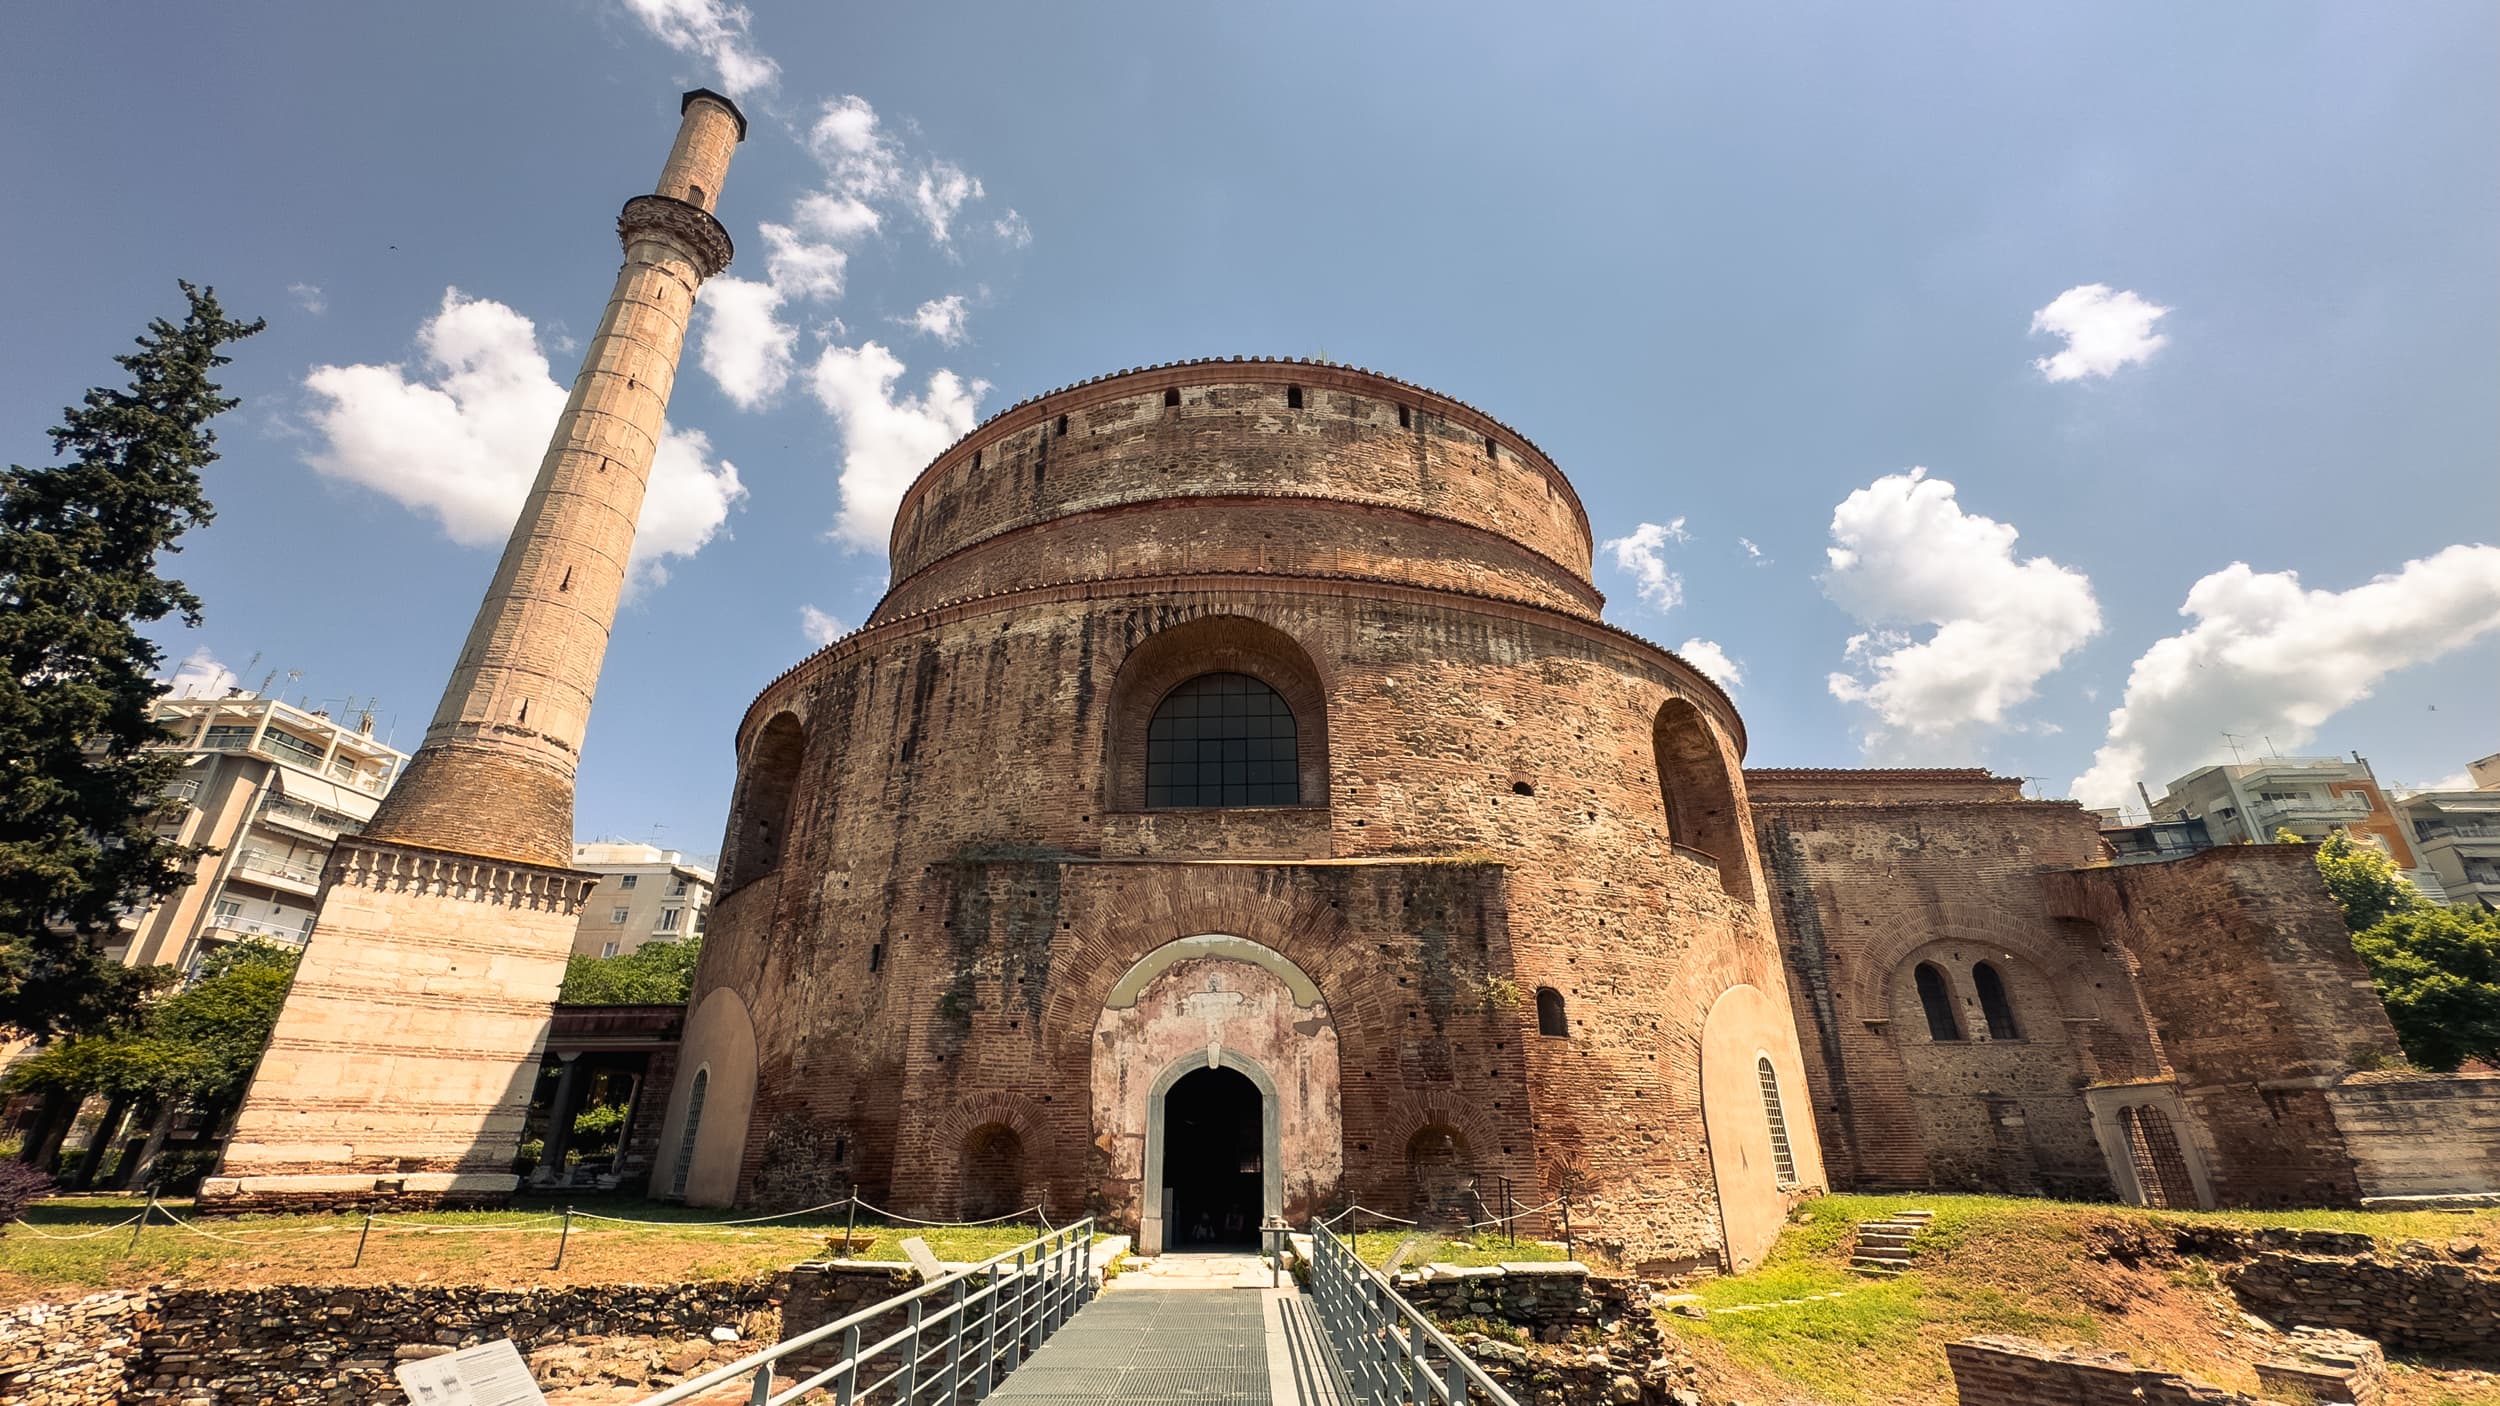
[353,1211,374,1268]
[125,1189,158,1255]
[845,1192,858,1254]
[553,1204,575,1270]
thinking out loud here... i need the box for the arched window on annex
[1755,1056,1797,1187]
[1914,962,1962,1042]
[724,712,805,892]
[1105,615,1330,814]
[1652,697,1755,903]
[1972,961,2021,1040]
[1535,986,1569,1037]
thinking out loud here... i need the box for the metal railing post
[749,1362,770,1406]
[902,1295,924,1406]
[943,1276,966,1406]
[1006,1251,1028,1372]
[836,1323,860,1406]
[975,1261,999,1398]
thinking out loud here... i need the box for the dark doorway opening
[1164,1065,1262,1249]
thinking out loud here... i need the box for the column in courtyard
[200,91,747,1211]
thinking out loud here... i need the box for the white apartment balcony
[257,797,354,841]
[229,849,324,897]
[2249,795,2374,829]
[203,913,311,946]
[193,730,393,794]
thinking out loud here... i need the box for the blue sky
[7,2,2495,861]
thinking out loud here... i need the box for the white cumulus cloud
[993,210,1032,248]
[617,0,778,96]
[303,287,744,594]
[1823,468,2101,752]
[165,648,238,699]
[760,223,847,301]
[1600,519,1689,612]
[288,283,326,316]
[2070,544,2500,809]
[912,161,985,245]
[809,340,986,551]
[696,276,797,410]
[799,605,847,648]
[906,295,970,345]
[2030,283,2171,382]
[1677,639,1744,690]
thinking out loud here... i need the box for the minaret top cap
[682,88,749,141]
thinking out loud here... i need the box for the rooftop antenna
[2262,735,2281,758]
[2019,775,2047,799]
[2221,731,2248,765]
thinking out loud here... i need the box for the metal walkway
[987,1280,1272,1405]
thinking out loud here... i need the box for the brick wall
[2044,848,2398,1207]
[1746,776,2158,1197]
[681,363,1813,1268]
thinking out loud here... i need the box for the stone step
[1858,1228,1916,1242]
[1853,1248,1912,1263]
[1848,1257,1906,1276]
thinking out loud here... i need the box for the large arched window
[1535,986,1569,1037]
[669,1068,709,1199]
[725,713,805,890]
[1652,698,1754,903]
[1972,961,2020,1040]
[1914,962,1962,1042]
[1146,673,1299,808]
[1756,1056,1797,1186]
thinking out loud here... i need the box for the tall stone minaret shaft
[202,91,746,1212]
[365,89,747,870]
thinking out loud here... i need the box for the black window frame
[1144,672,1301,809]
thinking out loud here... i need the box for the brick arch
[1102,613,1331,811]
[723,709,807,893]
[1653,696,1759,904]
[1373,1087,1503,1182]
[928,1089,1050,1152]
[1038,871,1389,1061]
[1842,916,2103,1028]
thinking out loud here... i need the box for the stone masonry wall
[1946,1335,2387,1406]
[1744,774,2160,1197]
[0,1279,783,1404]
[2044,848,2400,1208]
[0,1292,142,1404]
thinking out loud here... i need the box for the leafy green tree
[2351,904,2500,1072]
[558,937,702,1005]
[0,283,264,1037]
[2284,827,2425,933]
[4,940,299,1115]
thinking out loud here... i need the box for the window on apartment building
[618,874,638,889]
[298,915,316,939]
[214,899,243,923]
[611,907,630,925]
[667,875,688,896]
[694,909,709,934]
[657,908,682,932]
[602,942,621,958]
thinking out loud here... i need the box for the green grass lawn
[1350,1230,1575,1269]
[1,1195,1094,1298]
[1666,1193,2500,1406]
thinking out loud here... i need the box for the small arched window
[1914,963,1961,1042]
[1146,673,1299,808]
[670,1068,709,1198]
[1973,961,2020,1040]
[961,1124,1025,1220]
[1535,986,1568,1037]
[1756,1056,1796,1185]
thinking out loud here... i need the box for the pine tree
[0,283,264,1037]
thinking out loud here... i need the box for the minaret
[201,92,746,1212]
[365,88,747,869]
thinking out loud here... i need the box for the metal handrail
[1306,1220,1520,1406]
[628,1218,1096,1406]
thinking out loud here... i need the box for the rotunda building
[651,359,1824,1270]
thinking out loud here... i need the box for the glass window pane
[1144,672,1302,810]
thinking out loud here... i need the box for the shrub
[0,1161,58,1231]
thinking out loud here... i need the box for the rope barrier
[844,1196,1049,1229]
[570,1197,852,1229]
[8,1214,145,1241]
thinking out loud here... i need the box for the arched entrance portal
[1092,935,1341,1254]
[1162,1065,1263,1248]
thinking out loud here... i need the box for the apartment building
[117,695,409,972]
[568,842,714,959]
[2394,753,2500,912]
[2151,753,2444,900]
